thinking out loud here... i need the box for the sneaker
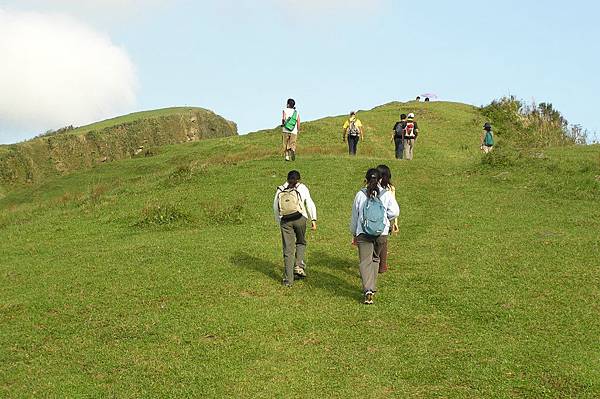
[364,291,374,305]
[282,279,292,287]
[285,155,290,161]
[293,266,306,279]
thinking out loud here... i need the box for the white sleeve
[384,191,400,221]
[349,192,362,235]
[273,189,281,223]
[301,185,317,221]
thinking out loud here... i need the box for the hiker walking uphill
[350,168,400,304]
[403,113,420,160]
[281,98,300,161]
[391,113,407,159]
[273,170,317,287]
[376,164,399,274]
[342,111,364,155]
[481,122,495,153]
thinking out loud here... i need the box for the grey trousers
[280,216,307,284]
[356,234,387,293]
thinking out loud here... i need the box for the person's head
[364,168,381,197]
[287,98,296,109]
[350,111,357,119]
[400,113,407,121]
[376,164,392,188]
[424,97,430,102]
[287,170,301,187]
[416,96,421,101]
[407,112,415,120]
[483,122,492,131]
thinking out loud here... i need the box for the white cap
[407,113,415,119]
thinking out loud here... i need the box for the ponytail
[365,168,380,198]
[376,164,392,189]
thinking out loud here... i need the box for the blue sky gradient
[2,0,599,142]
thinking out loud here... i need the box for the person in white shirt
[281,98,300,161]
[350,168,400,304]
[273,170,317,286]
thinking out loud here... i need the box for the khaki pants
[356,234,387,293]
[482,145,493,154]
[282,133,297,154]
[404,138,415,160]
[280,216,307,285]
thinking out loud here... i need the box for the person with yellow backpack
[342,111,364,155]
[273,170,317,287]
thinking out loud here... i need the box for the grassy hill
[1,101,599,397]
[0,107,238,194]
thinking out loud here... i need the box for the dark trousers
[394,136,404,159]
[348,135,359,155]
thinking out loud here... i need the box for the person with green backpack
[282,98,300,161]
[481,122,495,153]
[350,168,400,304]
[273,170,317,287]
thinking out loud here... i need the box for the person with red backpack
[273,170,317,287]
[403,113,420,160]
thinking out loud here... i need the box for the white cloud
[0,9,137,143]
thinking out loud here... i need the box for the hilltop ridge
[0,107,237,192]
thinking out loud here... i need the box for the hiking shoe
[282,279,292,287]
[294,266,306,279]
[364,291,374,305]
[285,155,290,161]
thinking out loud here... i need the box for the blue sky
[1,0,599,143]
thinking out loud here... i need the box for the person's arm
[384,191,400,221]
[342,121,348,142]
[301,185,317,230]
[296,114,300,132]
[349,192,362,236]
[281,111,286,127]
[273,189,281,223]
[358,120,364,141]
[391,122,397,142]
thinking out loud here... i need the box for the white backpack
[278,186,304,220]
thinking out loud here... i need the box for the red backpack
[405,121,415,138]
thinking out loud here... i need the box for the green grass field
[1,101,599,397]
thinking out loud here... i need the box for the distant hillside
[0,107,237,191]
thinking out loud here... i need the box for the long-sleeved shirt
[349,187,400,236]
[273,182,317,223]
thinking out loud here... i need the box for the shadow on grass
[230,251,280,283]
[231,250,359,302]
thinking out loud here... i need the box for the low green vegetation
[1,101,599,397]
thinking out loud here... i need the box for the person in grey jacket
[273,170,317,286]
[350,168,400,304]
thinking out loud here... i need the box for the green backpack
[284,110,298,131]
[484,131,494,146]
